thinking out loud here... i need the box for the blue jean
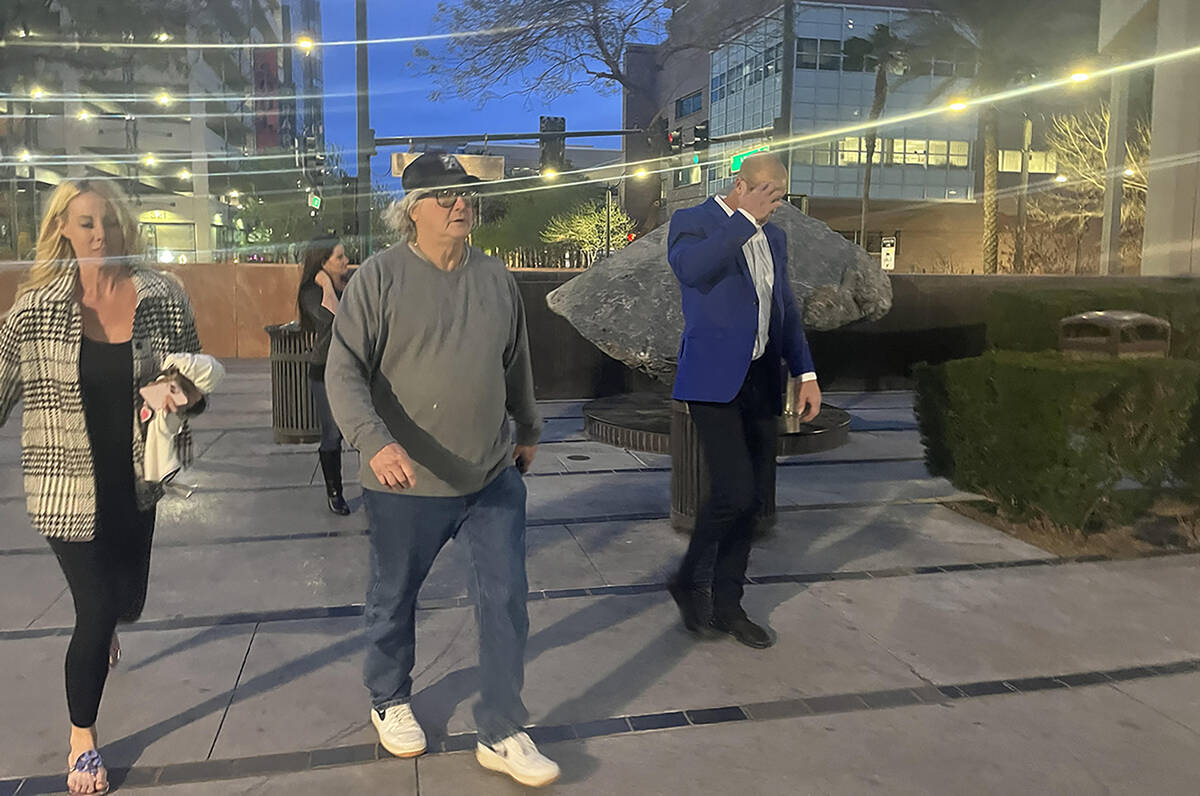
[362,466,530,744]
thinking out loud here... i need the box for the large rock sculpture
[546,201,893,382]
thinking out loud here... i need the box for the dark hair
[297,237,341,331]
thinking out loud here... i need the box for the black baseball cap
[401,152,482,193]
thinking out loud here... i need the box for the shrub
[915,351,1200,530]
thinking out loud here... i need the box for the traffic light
[668,128,683,155]
[693,122,709,151]
[539,115,566,174]
[300,135,327,189]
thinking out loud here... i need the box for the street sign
[308,194,322,210]
[392,152,506,181]
[881,235,897,271]
[730,145,770,174]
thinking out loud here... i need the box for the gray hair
[382,191,423,241]
[381,188,481,243]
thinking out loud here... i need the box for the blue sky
[319,0,625,191]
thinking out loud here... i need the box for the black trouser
[679,356,778,618]
[47,500,156,728]
[309,376,344,453]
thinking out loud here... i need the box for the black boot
[667,578,720,639]
[319,449,351,515]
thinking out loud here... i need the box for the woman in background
[297,237,352,515]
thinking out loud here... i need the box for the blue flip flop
[70,748,109,795]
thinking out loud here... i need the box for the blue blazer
[668,198,815,409]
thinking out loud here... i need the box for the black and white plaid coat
[0,265,203,541]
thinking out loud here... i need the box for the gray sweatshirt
[325,243,542,497]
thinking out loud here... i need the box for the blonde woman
[0,179,205,795]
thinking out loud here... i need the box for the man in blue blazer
[667,153,820,649]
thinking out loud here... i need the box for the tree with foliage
[472,180,607,251]
[232,179,400,263]
[842,24,906,245]
[541,200,635,255]
[901,0,1098,273]
[230,147,399,263]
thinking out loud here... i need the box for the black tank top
[79,336,136,508]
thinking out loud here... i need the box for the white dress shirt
[713,195,817,382]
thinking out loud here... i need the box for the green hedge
[984,280,1200,360]
[915,351,1200,530]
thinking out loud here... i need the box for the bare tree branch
[1030,104,1150,230]
[415,0,669,107]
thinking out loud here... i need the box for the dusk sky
[319,0,626,191]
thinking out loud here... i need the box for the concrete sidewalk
[1,362,1197,795]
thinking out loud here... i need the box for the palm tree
[901,0,1097,273]
[843,25,907,246]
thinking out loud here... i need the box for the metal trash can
[265,322,319,444]
[1059,310,1170,359]
[670,399,776,535]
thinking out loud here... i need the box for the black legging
[47,504,155,728]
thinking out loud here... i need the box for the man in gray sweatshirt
[325,152,559,788]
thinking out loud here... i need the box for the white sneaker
[371,704,427,758]
[476,731,561,787]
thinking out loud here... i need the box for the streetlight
[177,169,192,180]
[142,154,158,167]
[76,109,91,121]
[156,32,172,43]
[1123,168,1135,177]
[542,168,559,180]
[17,150,32,162]
[1069,72,1090,83]
[156,92,173,106]
[30,86,46,99]
[634,168,649,179]
[1054,174,1068,183]
[297,35,315,54]
[948,100,968,112]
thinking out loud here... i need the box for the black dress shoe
[711,614,774,649]
[667,581,720,638]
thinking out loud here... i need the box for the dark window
[675,91,703,119]
[818,39,842,70]
[797,38,818,69]
[750,54,764,85]
[710,74,725,103]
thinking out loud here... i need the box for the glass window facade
[707,2,978,202]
